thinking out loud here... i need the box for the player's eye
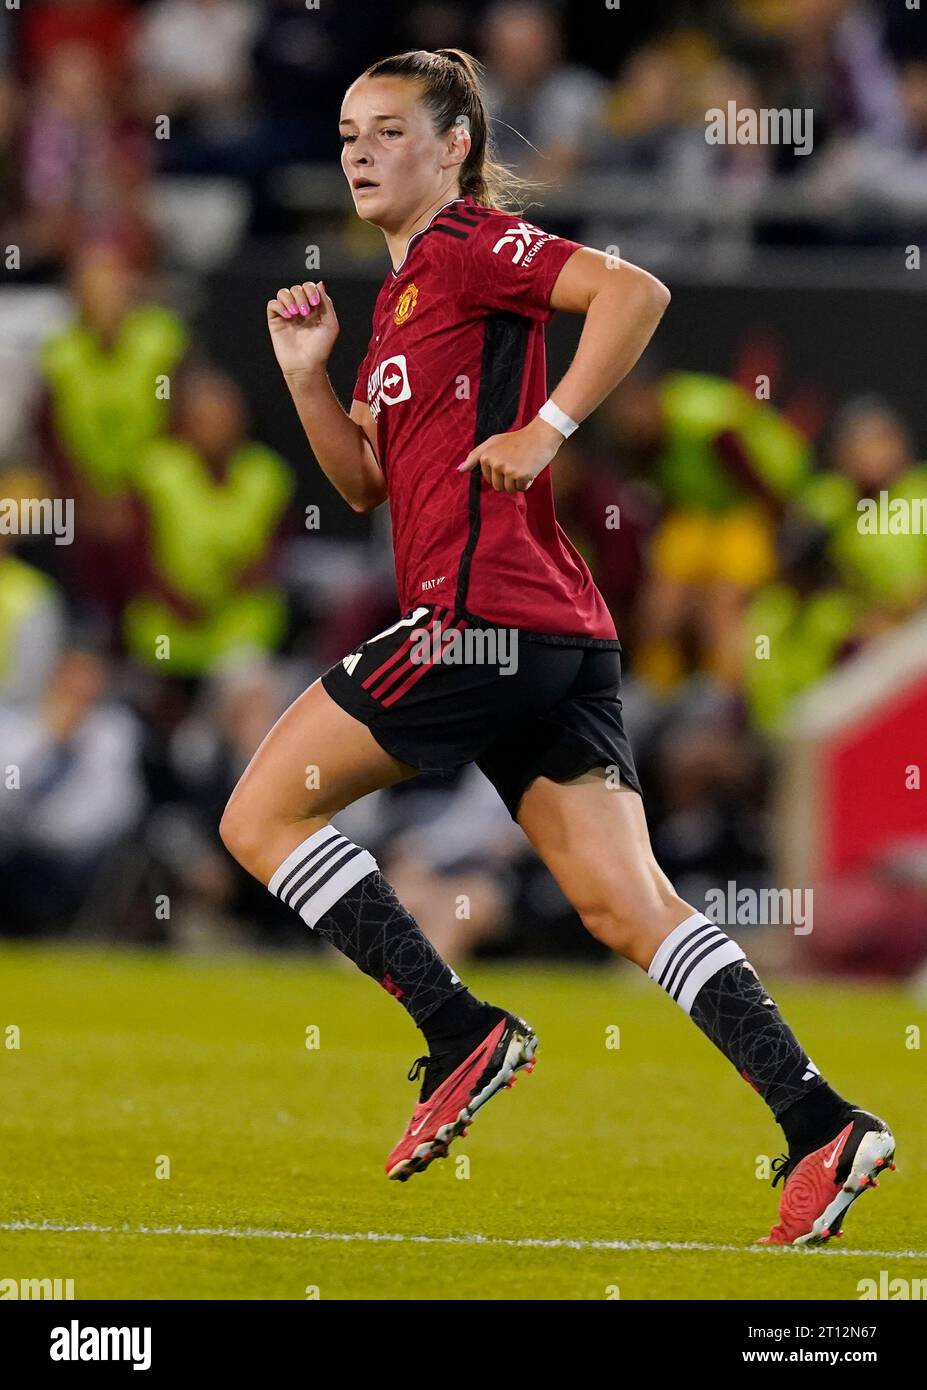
[340,129,401,145]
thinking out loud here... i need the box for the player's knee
[577,900,644,956]
[576,887,691,960]
[218,795,264,877]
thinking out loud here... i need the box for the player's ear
[449,114,472,165]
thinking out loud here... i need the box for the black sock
[421,990,502,1050]
[268,826,473,1028]
[778,1085,855,1155]
[649,913,851,1128]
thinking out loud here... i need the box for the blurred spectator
[481,0,607,182]
[589,32,716,177]
[1,3,924,958]
[402,1,472,52]
[0,646,146,935]
[744,397,927,732]
[0,73,21,255]
[122,366,294,674]
[603,363,811,691]
[382,763,526,962]
[38,241,187,628]
[246,0,393,230]
[133,656,302,946]
[648,709,771,910]
[20,0,137,85]
[135,0,259,146]
[830,60,927,223]
[41,243,185,496]
[743,519,860,734]
[549,436,652,640]
[772,0,904,162]
[135,0,265,197]
[0,525,65,703]
[802,397,927,609]
[23,42,152,271]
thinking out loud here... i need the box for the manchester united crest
[393,282,419,326]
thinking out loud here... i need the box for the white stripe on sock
[268,825,378,928]
[648,912,746,1016]
[268,825,341,897]
[294,849,378,928]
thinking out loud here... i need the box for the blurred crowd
[1,0,926,273]
[1,1,925,970]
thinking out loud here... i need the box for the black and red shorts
[320,603,642,820]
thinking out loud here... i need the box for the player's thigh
[220,678,417,864]
[516,771,692,959]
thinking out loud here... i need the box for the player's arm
[349,397,383,474]
[268,280,388,514]
[286,372,388,513]
[544,247,671,425]
[460,247,670,492]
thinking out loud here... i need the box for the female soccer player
[220,49,895,1245]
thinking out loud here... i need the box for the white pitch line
[2,1220,926,1260]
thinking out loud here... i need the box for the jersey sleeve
[462,213,584,323]
[352,347,371,404]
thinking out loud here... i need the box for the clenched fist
[267,280,340,379]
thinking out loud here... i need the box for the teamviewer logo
[368,354,411,420]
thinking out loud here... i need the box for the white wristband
[537,398,579,438]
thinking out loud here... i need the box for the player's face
[339,76,456,228]
[836,415,912,489]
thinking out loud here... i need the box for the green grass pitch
[1,942,923,1300]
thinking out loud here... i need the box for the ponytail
[360,47,549,213]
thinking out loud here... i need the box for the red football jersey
[352,193,618,644]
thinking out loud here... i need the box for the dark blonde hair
[358,47,548,213]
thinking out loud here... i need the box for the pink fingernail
[299,304,309,316]
[310,296,320,307]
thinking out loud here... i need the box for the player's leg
[220,636,536,1181]
[519,769,839,1132]
[220,675,413,882]
[515,769,895,1244]
[220,677,491,1029]
[491,628,897,1245]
